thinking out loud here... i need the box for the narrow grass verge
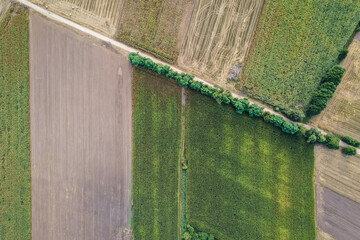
[0,5,31,239]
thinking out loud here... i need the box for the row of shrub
[128,52,355,153]
[306,65,346,117]
[341,136,360,147]
[183,225,215,240]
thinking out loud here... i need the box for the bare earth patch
[30,12,132,240]
[29,0,124,35]
[178,0,264,86]
[316,184,360,240]
[312,38,360,141]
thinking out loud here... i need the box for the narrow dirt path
[16,0,359,155]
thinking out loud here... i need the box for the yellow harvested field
[317,228,336,240]
[315,145,360,204]
[312,35,360,140]
[178,0,264,85]
[29,0,124,35]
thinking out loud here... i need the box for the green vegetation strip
[185,90,316,239]
[0,5,31,239]
[128,52,351,153]
[241,0,360,115]
[132,67,182,239]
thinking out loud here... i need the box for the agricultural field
[29,0,124,35]
[117,0,193,63]
[184,90,315,239]
[0,0,10,20]
[132,67,182,239]
[178,0,264,85]
[0,6,31,239]
[312,34,360,140]
[316,184,360,240]
[239,0,360,113]
[30,13,132,239]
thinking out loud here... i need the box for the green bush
[321,65,346,86]
[286,109,305,122]
[267,114,285,127]
[247,104,264,118]
[231,98,250,114]
[281,121,299,135]
[183,225,214,240]
[338,48,349,61]
[325,134,340,150]
[342,146,357,156]
[341,136,360,147]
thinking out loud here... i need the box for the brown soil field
[316,184,360,240]
[30,13,132,240]
[29,0,124,35]
[315,144,360,204]
[117,0,193,63]
[317,228,337,240]
[0,0,10,20]
[178,0,264,86]
[312,37,360,141]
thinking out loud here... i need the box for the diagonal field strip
[15,0,360,155]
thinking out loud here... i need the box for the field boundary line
[15,0,359,155]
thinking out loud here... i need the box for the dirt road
[30,12,132,240]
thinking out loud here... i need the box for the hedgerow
[183,225,215,240]
[128,52,357,153]
[307,65,346,117]
[341,136,360,147]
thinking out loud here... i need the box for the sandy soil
[316,184,360,240]
[317,228,337,240]
[30,12,132,240]
[311,38,360,141]
[315,145,360,204]
[0,0,10,20]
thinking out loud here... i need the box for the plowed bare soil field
[178,0,264,85]
[312,35,360,141]
[316,184,360,240]
[30,13,132,240]
[29,0,124,35]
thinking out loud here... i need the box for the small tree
[325,134,340,150]
[341,136,360,147]
[342,146,357,156]
[338,48,349,61]
[321,65,346,86]
[247,104,264,118]
[281,121,299,134]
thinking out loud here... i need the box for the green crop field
[117,0,192,63]
[132,67,182,239]
[240,0,360,113]
[184,90,316,239]
[0,6,31,240]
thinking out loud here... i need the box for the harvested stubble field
[132,67,182,240]
[312,36,360,140]
[0,6,31,239]
[29,0,124,35]
[316,184,360,240]
[178,0,264,85]
[315,144,360,205]
[185,90,315,239]
[240,0,360,112]
[30,13,132,240]
[117,0,193,63]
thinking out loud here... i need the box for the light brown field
[315,144,360,204]
[30,13,132,240]
[312,36,360,140]
[317,228,337,240]
[178,0,264,86]
[29,0,124,35]
[0,0,10,20]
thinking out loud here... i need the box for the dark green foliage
[266,114,285,127]
[132,67,181,239]
[341,136,360,147]
[307,65,346,117]
[338,48,349,61]
[247,104,264,118]
[183,225,215,240]
[231,98,250,115]
[342,146,357,156]
[0,6,31,239]
[357,27,360,32]
[297,125,308,137]
[185,90,315,239]
[321,65,346,86]
[190,81,203,92]
[304,128,326,144]
[281,121,299,135]
[325,134,341,150]
[286,109,305,122]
